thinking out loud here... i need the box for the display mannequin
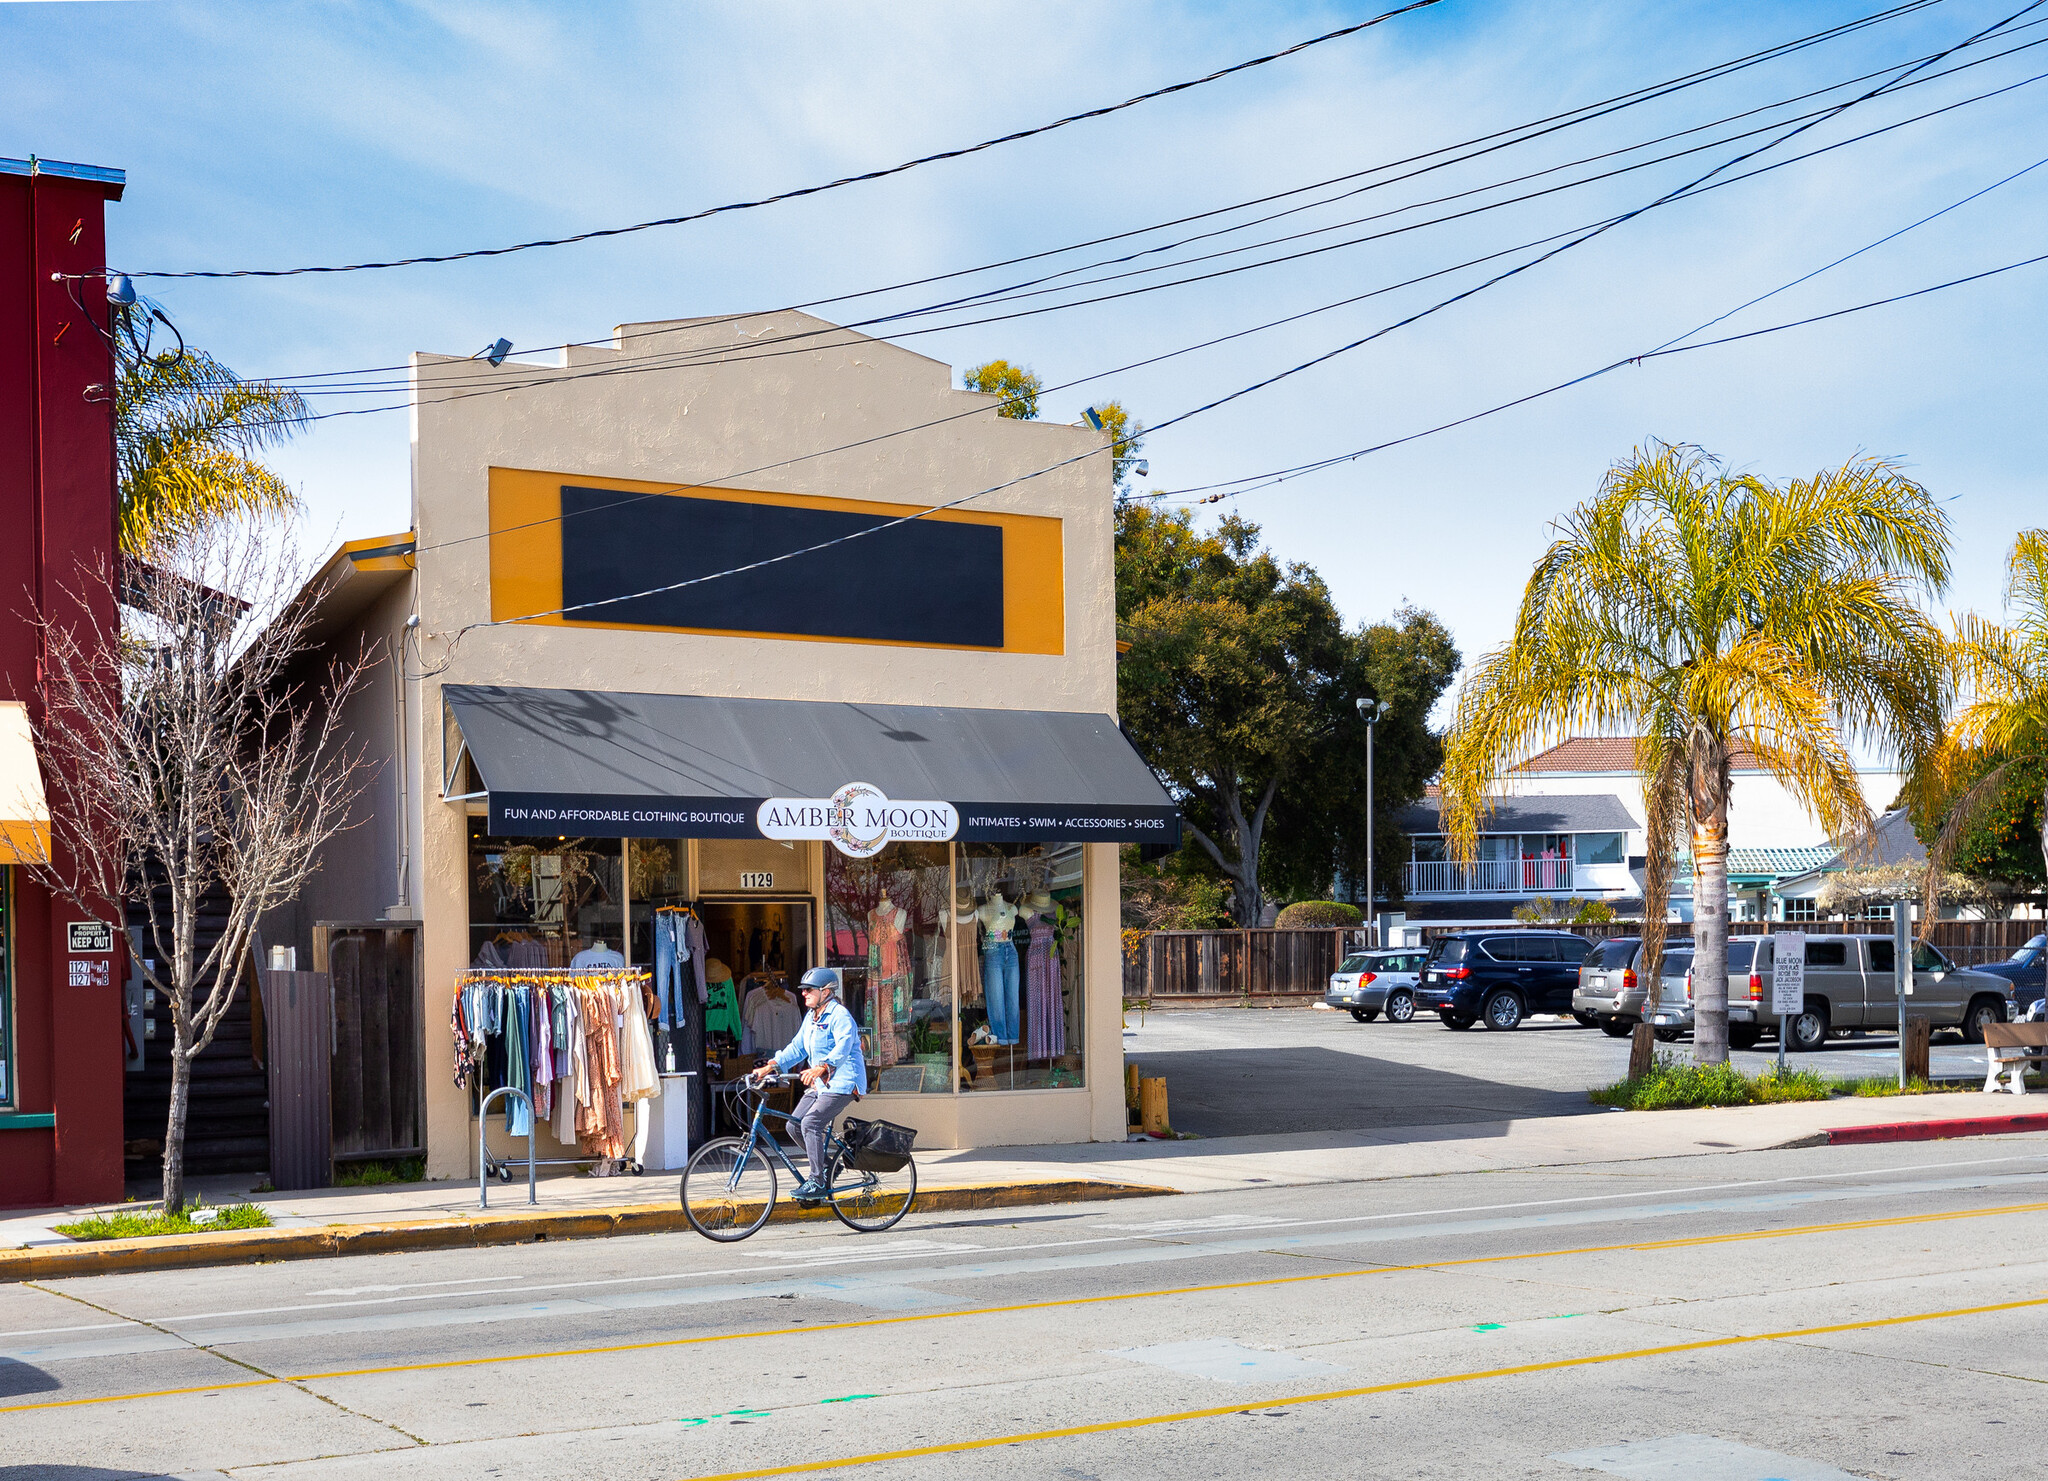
[571,939,624,969]
[977,890,1022,1046]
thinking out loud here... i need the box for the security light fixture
[1133,460,1149,477]
[1082,407,1104,431]
[478,337,513,367]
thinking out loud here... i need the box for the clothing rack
[454,966,658,1183]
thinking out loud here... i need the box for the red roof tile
[1511,737,1761,773]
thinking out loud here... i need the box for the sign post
[1771,931,1806,1074]
[1893,904,1913,1091]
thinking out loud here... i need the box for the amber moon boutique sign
[757,782,960,859]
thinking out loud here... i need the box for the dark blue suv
[1972,933,2046,1010]
[1416,930,1594,1031]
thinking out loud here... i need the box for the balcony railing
[1406,857,1574,895]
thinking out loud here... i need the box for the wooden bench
[1982,1022,2048,1094]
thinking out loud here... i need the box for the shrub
[56,1202,272,1241]
[1589,1054,1831,1110]
[334,1157,427,1186]
[1274,900,1364,928]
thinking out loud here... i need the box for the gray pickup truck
[1648,932,2018,1052]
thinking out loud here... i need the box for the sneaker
[791,1179,827,1203]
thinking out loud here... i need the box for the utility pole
[1358,698,1389,947]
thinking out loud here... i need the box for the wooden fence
[1126,928,1370,999]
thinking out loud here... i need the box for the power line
[248,41,2048,430]
[1154,152,2048,505]
[470,3,2042,633]
[94,0,1453,281]
[250,0,1975,394]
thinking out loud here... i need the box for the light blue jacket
[773,999,868,1096]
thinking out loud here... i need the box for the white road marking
[310,1276,518,1296]
[1554,1433,1864,1480]
[1110,1337,1344,1384]
[8,1152,2040,1341]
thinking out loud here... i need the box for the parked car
[1645,947,1695,1041]
[1417,930,1595,1031]
[1972,933,2047,1010]
[1325,949,1429,1023]
[1572,936,1646,1036]
[1650,933,2020,1052]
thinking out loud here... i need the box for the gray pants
[793,1088,854,1184]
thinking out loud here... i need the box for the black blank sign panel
[558,486,1005,648]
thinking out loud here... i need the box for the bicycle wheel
[826,1148,917,1233]
[681,1137,776,1241]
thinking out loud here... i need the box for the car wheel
[1440,1012,1473,1031]
[1728,1025,1761,1051]
[1350,1008,1378,1023]
[1652,1026,1685,1043]
[1960,996,2005,1045]
[1599,1017,1633,1038]
[1571,1011,1598,1029]
[1482,991,1524,1031]
[1386,990,1415,1023]
[1785,1001,1829,1053]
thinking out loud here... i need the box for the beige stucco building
[281,313,1172,1181]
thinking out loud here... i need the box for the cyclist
[748,966,867,1201]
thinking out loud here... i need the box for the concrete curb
[1818,1109,2048,1146]
[0,1177,1174,1282]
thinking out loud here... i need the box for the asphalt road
[1122,1007,2003,1138]
[6,1134,2047,1479]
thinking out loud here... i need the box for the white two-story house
[1393,737,1903,925]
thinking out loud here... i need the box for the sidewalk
[5,1091,2044,1276]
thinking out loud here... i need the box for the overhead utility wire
[288,42,2048,436]
[259,0,1966,391]
[260,43,2048,432]
[1153,152,2048,504]
[96,0,1451,281]
[475,2,2040,629]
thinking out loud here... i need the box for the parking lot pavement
[1122,1007,2001,1139]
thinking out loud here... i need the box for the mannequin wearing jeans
[977,893,1021,1046]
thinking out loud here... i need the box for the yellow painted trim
[0,821,49,867]
[487,467,1064,654]
[341,530,417,574]
[8,1198,2040,1416]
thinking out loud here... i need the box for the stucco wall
[402,313,1123,1176]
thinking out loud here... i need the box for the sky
[6,0,2046,719]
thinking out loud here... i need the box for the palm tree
[1914,529,2048,909]
[1439,441,1950,1063]
[115,303,308,553]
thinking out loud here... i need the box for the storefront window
[825,842,953,1093]
[467,820,625,968]
[957,842,1084,1090]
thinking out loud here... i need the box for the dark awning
[442,684,1178,846]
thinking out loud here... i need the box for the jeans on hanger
[982,939,1020,1046]
[655,912,690,1027]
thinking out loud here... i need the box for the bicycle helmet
[797,967,842,996]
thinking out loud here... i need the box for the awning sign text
[758,782,959,858]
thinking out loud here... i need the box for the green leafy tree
[1117,505,1455,926]
[1093,399,1146,494]
[1441,442,1948,1064]
[963,358,1042,420]
[115,303,308,554]
[1912,529,2048,906]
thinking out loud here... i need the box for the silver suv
[1572,936,1647,1036]
[1648,933,2018,1052]
[1325,949,1428,1023]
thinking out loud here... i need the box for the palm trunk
[1691,741,1732,1065]
[163,1038,191,1214]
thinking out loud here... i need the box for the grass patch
[333,1156,426,1187]
[54,1202,272,1241]
[1590,1053,1833,1111]
[1843,1074,2033,1096]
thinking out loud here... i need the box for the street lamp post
[1358,699,1389,947]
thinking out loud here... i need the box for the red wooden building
[0,155,126,1208]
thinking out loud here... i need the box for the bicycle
[680,1073,918,1241]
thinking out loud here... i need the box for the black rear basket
[842,1116,917,1172]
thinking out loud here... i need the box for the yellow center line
[4,1197,2042,1416]
[678,1293,2048,1481]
